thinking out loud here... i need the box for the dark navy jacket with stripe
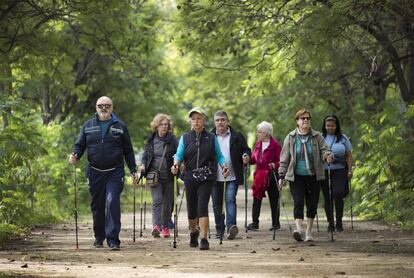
[72,113,137,173]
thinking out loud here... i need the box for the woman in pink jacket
[247,121,282,231]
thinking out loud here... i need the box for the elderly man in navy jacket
[69,96,138,250]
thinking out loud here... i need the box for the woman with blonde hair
[141,113,178,238]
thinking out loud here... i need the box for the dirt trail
[0,188,413,277]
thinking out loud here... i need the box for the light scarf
[296,128,313,175]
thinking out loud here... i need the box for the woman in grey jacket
[278,109,333,242]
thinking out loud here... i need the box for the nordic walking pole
[350,178,354,230]
[220,177,227,245]
[144,180,147,230]
[72,164,79,249]
[133,176,136,242]
[328,164,334,242]
[139,176,144,238]
[243,165,248,234]
[276,175,292,232]
[272,170,277,241]
[173,174,178,248]
[133,173,142,242]
[177,186,186,219]
[316,212,320,232]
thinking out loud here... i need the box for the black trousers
[321,169,347,225]
[185,180,213,219]
[252,172,280,226]
[289,175,320,219]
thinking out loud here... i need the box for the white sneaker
[293,229,303,242]
[304,232,314,242]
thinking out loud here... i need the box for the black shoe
[247,223,259,231]
[269,222,281,231]
[190,230,199,247]
[199,238,209,250]
[109,243,120,251]
[327,225,335,232]
[227,225,239,240]
[336,223,344,232]
[93,239,104,248]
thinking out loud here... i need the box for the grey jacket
[278,128,333,182]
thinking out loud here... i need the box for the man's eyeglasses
[299,116,311,121]
[97,104,112,109]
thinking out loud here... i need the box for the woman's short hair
[295,109,312,120]
[257,121,273,136]
[150,113,173,132]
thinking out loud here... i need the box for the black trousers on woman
[321,168,348,229]
[252,172,280,228]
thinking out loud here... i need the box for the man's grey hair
[214,110,229,120]
[257,121,273,136]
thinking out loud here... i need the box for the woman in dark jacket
[141,113,178,238]
[247,121,282,231]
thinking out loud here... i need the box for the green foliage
[0,224,27,245]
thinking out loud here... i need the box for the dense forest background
[1,0,414,240]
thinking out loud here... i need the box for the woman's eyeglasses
[299,116,311,121]
[97,104,112,109]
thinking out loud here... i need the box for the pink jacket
[250,137,281,200]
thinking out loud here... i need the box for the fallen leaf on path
[272,247,280,251]
[133,266,137,269]
[298,257,304,262]
[21,263,28,268]
[107,258,112,261]
[87,266,92,268]
[335,271,346,275]
[250,250,256,253]
[8,258,15,262]
[66,268,70,270]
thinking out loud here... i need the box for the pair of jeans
[151,178,173,228]
[87,165,124,245]
[212,180,238,234]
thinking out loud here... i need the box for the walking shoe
[151,225,161,238]
[215,229,224,239]
[227,225,239,240]
[269,222,281,231]
[293,229,303,242]
[93,239,104,248]
[304,231,314,242]
[109,243,120,251]
[190,230,199,247]
[199,238,210,250]
[336,223,344,232]
[327,224,335,232]
[161,227,170,238]
[247,222,259,231]
[168,218,175,229]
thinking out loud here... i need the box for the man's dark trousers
[87,165,124,246]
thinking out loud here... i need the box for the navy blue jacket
[72,113,137,173]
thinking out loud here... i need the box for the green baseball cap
[188,107,206,117]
